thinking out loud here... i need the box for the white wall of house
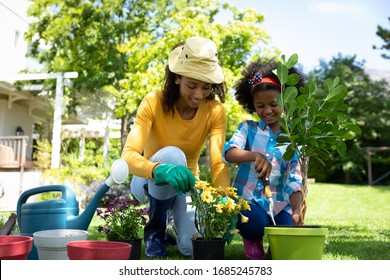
[0,0,30,76]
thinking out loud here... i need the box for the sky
[224,0,389,73]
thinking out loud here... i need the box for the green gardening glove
[153,164,196,195]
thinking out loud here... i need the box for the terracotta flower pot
[265,225,329,260]
[67,240,132,260]
[192,238,225,260]
[0,236,33,260]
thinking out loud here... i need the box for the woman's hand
[153,164,196,194]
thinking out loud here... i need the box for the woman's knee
[150,146,187,166]
[130,176,148,203]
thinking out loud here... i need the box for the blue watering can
[16,159,129,260]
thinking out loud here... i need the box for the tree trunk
[300,156,309,222]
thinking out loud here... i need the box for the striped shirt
[223,120,302,215]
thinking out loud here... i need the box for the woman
[121,37,231,258]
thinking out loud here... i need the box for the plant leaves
[324,78,333,92]
[283,86,298,103]
[343,123,362,134]
[309,126,322,135]
[276,135,290,143]
[326,84,347,102]
[304,81,317,94]
[286,53,299,69]
[283,144,296,161]
[287,100,297,119]
[277,64,288,85]
[336,141,347,157]
[286,73,299,86]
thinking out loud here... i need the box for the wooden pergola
[366,147,390,185]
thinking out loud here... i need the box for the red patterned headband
[248,72,281,93]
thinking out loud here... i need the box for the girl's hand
[254,153,272,179]
[290,191,304,225]
[292,209,304,226]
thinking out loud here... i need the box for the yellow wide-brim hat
[168,37,224,84]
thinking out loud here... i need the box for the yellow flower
[225,198,236,213]
[215,202,224,213]
[230,229,240,235]
[195,180,209,191]
[201,189,214,203]
[189,180,250,242]
[239,198,251,211]
[241,215,249,223]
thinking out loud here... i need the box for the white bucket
[33,229,88,260]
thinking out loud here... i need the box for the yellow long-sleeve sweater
[121,91,230,188]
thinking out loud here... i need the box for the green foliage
[96,195,148,240]
[25,0,274,138]
[40,140,111,199]
[276,54,361,166]
[373,17,390,60]
[308,54,390,184]
[33,139,52,169]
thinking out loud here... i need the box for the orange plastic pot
[67,240,132,260]
[0,236,33,260]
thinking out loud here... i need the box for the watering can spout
[66,159,129,230]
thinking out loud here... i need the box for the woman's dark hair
[234,58,305,114]
[162,43,226,116]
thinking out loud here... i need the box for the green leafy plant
[33,139,52,169]
[96,195,148,240]
[275,54,362,220]
[189,180,250,243]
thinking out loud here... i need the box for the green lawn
[2,183,389,260]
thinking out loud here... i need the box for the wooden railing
[0,136,29,194]
[366,146,390,185]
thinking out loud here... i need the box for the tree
[25,0,273,149]
[275,54,361,220]
[373,17,390,60]
[308,54,390,184]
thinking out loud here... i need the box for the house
[0,1,119,211]
[0,0,48,210]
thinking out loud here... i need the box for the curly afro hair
[233,58,305,114]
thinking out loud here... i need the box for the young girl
[223,58,305,260]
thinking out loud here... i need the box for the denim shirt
[223,120,302,215]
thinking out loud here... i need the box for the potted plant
[264,54,361,259]
[189,180,250,260]
[96,194,148,260]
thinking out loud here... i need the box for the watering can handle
[16,185,74,225]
